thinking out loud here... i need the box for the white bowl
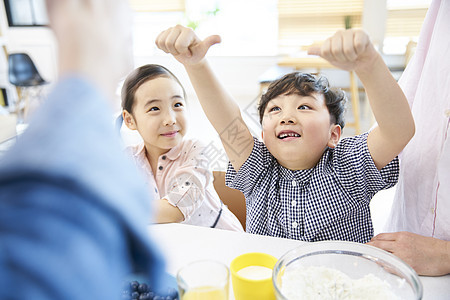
[272,241,422,300]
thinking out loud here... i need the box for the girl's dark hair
[121,64,186,113]
[258,72,347,128]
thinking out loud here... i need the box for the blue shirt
[226,133,399,243]
[0,76,165,299]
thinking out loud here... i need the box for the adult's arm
[0,77,166,299]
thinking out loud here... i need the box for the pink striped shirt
[385,0,450,240]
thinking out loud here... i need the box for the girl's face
[124,77,187,158]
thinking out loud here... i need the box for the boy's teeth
[279,132,300,138]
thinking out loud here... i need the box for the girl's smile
[161,130,179,138]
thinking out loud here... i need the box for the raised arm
[155,25,253,170]
[308,29,415,169]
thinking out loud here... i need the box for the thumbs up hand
[156,25,221,66]
[307,29,378,73]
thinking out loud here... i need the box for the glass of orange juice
[177,260,229,300]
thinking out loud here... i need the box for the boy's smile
[277,130,301,140]
[262,93,341,170]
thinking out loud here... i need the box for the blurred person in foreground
[368,0,450,276]
[0,0,165,298]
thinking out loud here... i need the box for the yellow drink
[182,286,228,300]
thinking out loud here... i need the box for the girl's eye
[298,105,310,110]
[269,106,280,112]
[148,106,159,112]
[174,102,184,108]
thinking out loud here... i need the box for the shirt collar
[132,143,147,167]
[134,140,184,161]
[133,142,146,158]
[164,141,183,160]
[278,164,313,183]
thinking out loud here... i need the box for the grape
[121,279,179,300]
[130,281,139,291]
[138,283,149,293]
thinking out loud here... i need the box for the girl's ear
[327,124,341,149]
[123,110,137,130]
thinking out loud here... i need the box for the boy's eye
[298,105,310,110]
[148,106,159,112]
[269,106,280,112]
[174,102,184,108]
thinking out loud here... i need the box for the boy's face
[261,92,341,170]
[124,77,187,157]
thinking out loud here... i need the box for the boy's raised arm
[309,29,415,169]
[156,25,254,170]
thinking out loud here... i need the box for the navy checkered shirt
[226,132,399,243]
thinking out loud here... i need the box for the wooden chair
[212,171,246,230]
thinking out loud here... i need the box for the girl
[121,64,243,231]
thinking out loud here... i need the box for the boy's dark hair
[258,72,347,128]
[121,64,186,113]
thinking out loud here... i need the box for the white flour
[280,266,400,300]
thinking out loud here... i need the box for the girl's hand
[307,29,379,73]
[155,25,221,66]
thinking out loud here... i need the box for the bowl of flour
[272,241,422,300]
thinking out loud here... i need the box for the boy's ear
[123,110,137,130]
[327,124,341,149]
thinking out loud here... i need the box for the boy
[156,26,415,243]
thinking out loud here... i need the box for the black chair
[8,53,49,122]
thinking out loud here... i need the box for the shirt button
[162,155,166,160]
[158,166,163,171]
[292,180,297,187]
[292,221,298,228]
[291,200,297,206]
[430,208,435,214]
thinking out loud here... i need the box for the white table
[149,223,450,300]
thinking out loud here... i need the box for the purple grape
[138,282,149,293]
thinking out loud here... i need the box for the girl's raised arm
[155,25,253,170]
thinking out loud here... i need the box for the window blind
[385,7,428,37]
[278,0,364,54]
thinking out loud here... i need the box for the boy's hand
[155,25,221,66]
[308,29,378,73]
